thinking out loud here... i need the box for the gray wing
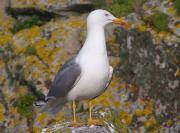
[46,56,81,100]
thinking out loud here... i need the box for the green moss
[151,11,169,31]
[107,2,133,17]
[15,64,24,81]
[15,64,23,71]
[174,0,180,16]
[25,46,37,55]
[10,15,46,34]
[92,0,106,8]
[93,0,147,17]
[17,93,36,118]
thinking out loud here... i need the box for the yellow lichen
[175,23,180,28]
[175,69,180,77]
[9,107,18,114]
[33,126,42,133]
[120,111,132,125]
[32,71,41,79]
[54,112,64,122]
[135,24,147,32]
[166,120,173,126]
[0,33,13,46]
[0,104,5,122]
[35,39,49,47]
[47,0,56,4]
[144,117,157,129]
[143,102,153,116]
[0,59,4,69]
[118,82,126,89]
[135,108,143,116]
[25,56,36,65]
[68,20,83,28]
[167,7,176,16]
[138,99,146,106]
[92,91,111,106]
[124,101,131,108]
[60,0,66,5]
[113,100,121,108]
[36,113,47,123]
[16,26,41,41]
[15,86,29,96]
[110,77,121,88]
[158,31,170,38]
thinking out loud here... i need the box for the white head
[87,9,129,29]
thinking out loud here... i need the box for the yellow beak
[113,18,131,28]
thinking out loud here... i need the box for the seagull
[41,9,129,125]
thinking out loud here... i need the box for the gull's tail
[40,98,67,115]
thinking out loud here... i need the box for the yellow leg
[88,100,103,125]
[89,101,92,121]
[69,100,82,127]
[73,100,76,123]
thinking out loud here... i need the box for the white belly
[67,54,110,100]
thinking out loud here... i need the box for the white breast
[67,54,110,100]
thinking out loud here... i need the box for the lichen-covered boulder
[0,0,180,132]
[41,124,109,133]
[114,28,180,132]
[9,0,93,12]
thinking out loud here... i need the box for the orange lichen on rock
[175,69,180,77]
[120,111,132,125]
[113,100,121,108]
[0,104,5,122]
[68,19,84,28]
[143,101,153,116]
[144,117,157,130]
[54,112,65,122]
[36,112,47,124]
[135,108,143,117]
[92,90,111,107]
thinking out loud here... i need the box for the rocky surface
[41,124,109,133]
[8,0,93,13]
[0,0,180,133]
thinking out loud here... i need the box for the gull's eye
[105,14,109,17]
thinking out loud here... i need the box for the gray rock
[8,0,93,13]
[72,125,108,133]
[41,123,109,133]
[115,28,180,124]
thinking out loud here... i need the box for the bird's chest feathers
[80,54,109,81]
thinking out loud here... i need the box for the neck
[79,25,107,55]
